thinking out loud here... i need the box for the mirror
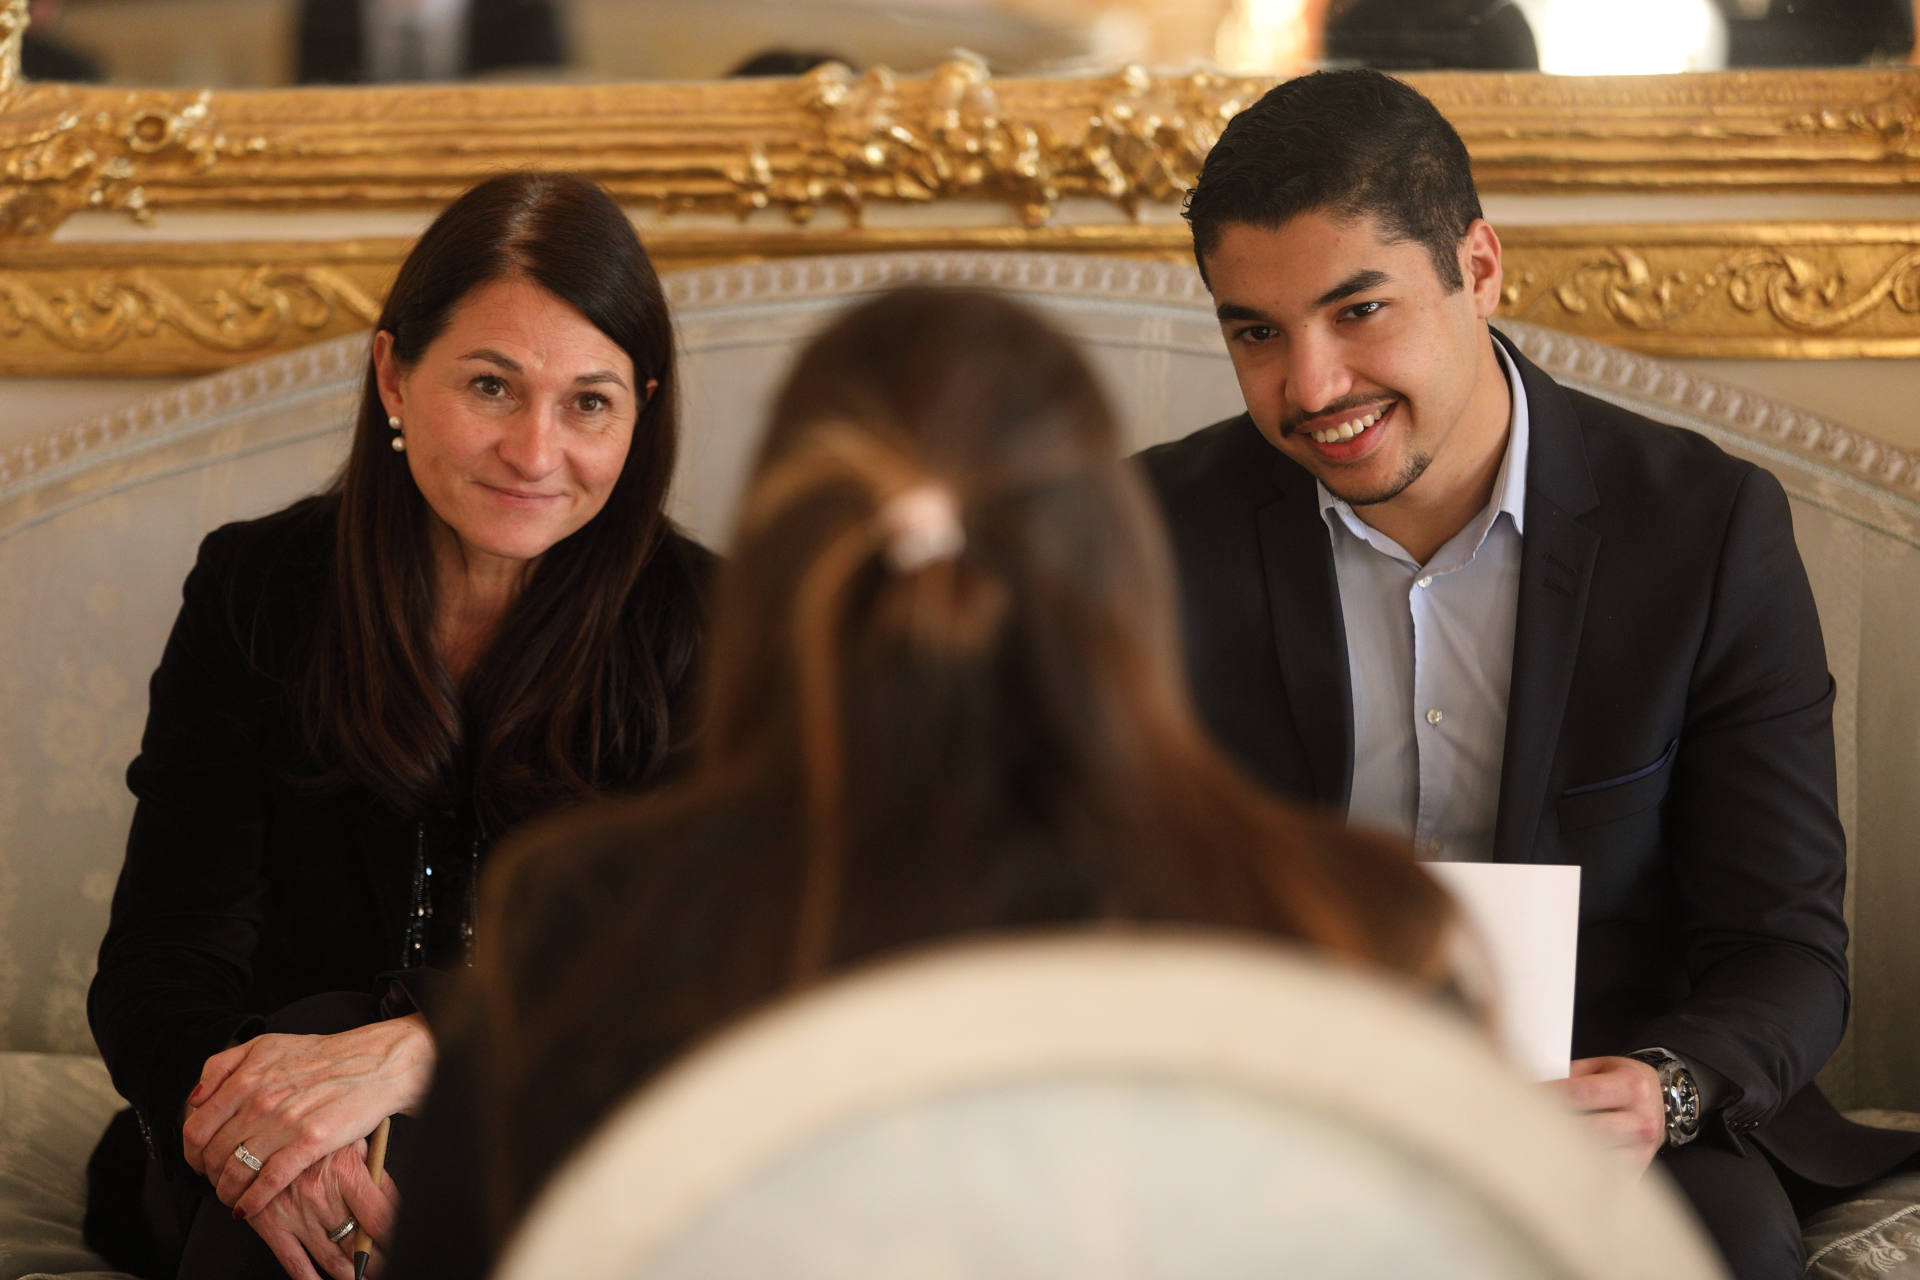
[14,0,1917,89]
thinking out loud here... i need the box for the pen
[352,1116,392,1280]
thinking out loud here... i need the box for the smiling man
[1138,69,1919,1277]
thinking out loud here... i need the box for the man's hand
[1544,1055,1665,1172]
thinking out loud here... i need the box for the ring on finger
[232,1143,264,1172]
[326,1216,359,1245]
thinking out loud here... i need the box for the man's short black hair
[1184,69,1483,291]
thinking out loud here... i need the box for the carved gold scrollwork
[734,59,1239,228]
[1728,249,1920,330]
[1498,227,1920,357]
[0,265,379,353]
[0,264,378,356]
[1511,247,1920,333]
[0,245,395,373]
[1784,92,1920,159]
[1,0,25,100]
[5,67,1920,240]
[0,90,269,235]
[5,225,1920,374]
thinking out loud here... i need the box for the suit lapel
[1257,453,1354,811]
[1493,333,1600,864]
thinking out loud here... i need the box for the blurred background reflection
[15,0,1919,88]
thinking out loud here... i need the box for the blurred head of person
[726,47,852,77]
[697,284,1454,982]
[304,170,701,830]
[1323,0,1538,71]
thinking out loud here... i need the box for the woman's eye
[576,392,610,413]
[472,375,509,398]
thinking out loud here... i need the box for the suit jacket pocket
[1556,738,1678,832]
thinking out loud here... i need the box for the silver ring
[232,1143,264,1172]
[326,1217,359,1245]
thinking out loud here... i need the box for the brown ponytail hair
[464,285,1464,1239]
[695,284,1458,985]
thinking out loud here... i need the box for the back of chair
[494,934,1728,1280]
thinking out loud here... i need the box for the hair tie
[878,485,965,572]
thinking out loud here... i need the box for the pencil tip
[354,1251,370,1280]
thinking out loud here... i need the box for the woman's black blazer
[86,495,706,1180]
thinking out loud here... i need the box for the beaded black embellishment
[459,834,479,957]
[403,822,429,969]
[403,820,483,969]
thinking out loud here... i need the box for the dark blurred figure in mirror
[726,48,854,77]
[297,0,565,85]
[21,0,103,82]
[1323,0,1537,71]
[1722,0,1914,65]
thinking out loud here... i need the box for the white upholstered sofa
[2,252,1917,1277]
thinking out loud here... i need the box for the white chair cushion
[0,1052,137,1280]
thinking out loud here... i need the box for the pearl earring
[388,414,406,453]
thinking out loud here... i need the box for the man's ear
[372,330,405,422]
[1461,219,1504,320]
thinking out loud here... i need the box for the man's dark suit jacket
[1138,331,1919,1184]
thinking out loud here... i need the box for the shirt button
[1416,576,1433,589]
[1424,839,1443,856]
[1426,708,1444,725]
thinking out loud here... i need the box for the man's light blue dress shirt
[1318,341,1530,862]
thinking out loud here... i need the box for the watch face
[1667,1069,1701,1140]
[1634,1050,1701,1145]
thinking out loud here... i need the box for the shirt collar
[1488,337,1530,537]
[1316,334,1531,557]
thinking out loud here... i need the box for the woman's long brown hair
[297,172,705,830]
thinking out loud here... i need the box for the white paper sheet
[1425,862,1581,1082]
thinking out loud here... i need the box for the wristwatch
[1627,1047,1702,1148]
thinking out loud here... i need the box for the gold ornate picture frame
[6,0,1920,375]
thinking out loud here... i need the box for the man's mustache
[1279,394,1395,438]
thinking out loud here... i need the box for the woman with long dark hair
[390,285,1467,1277]
[84,171,708,1280]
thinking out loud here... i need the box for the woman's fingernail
[232,1205,247,1221]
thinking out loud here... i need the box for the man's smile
[1307,402,1389,445]
[1291,399,1399,463]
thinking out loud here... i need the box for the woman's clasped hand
[200,1137,398,1280]
[180,1014,431,1219]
